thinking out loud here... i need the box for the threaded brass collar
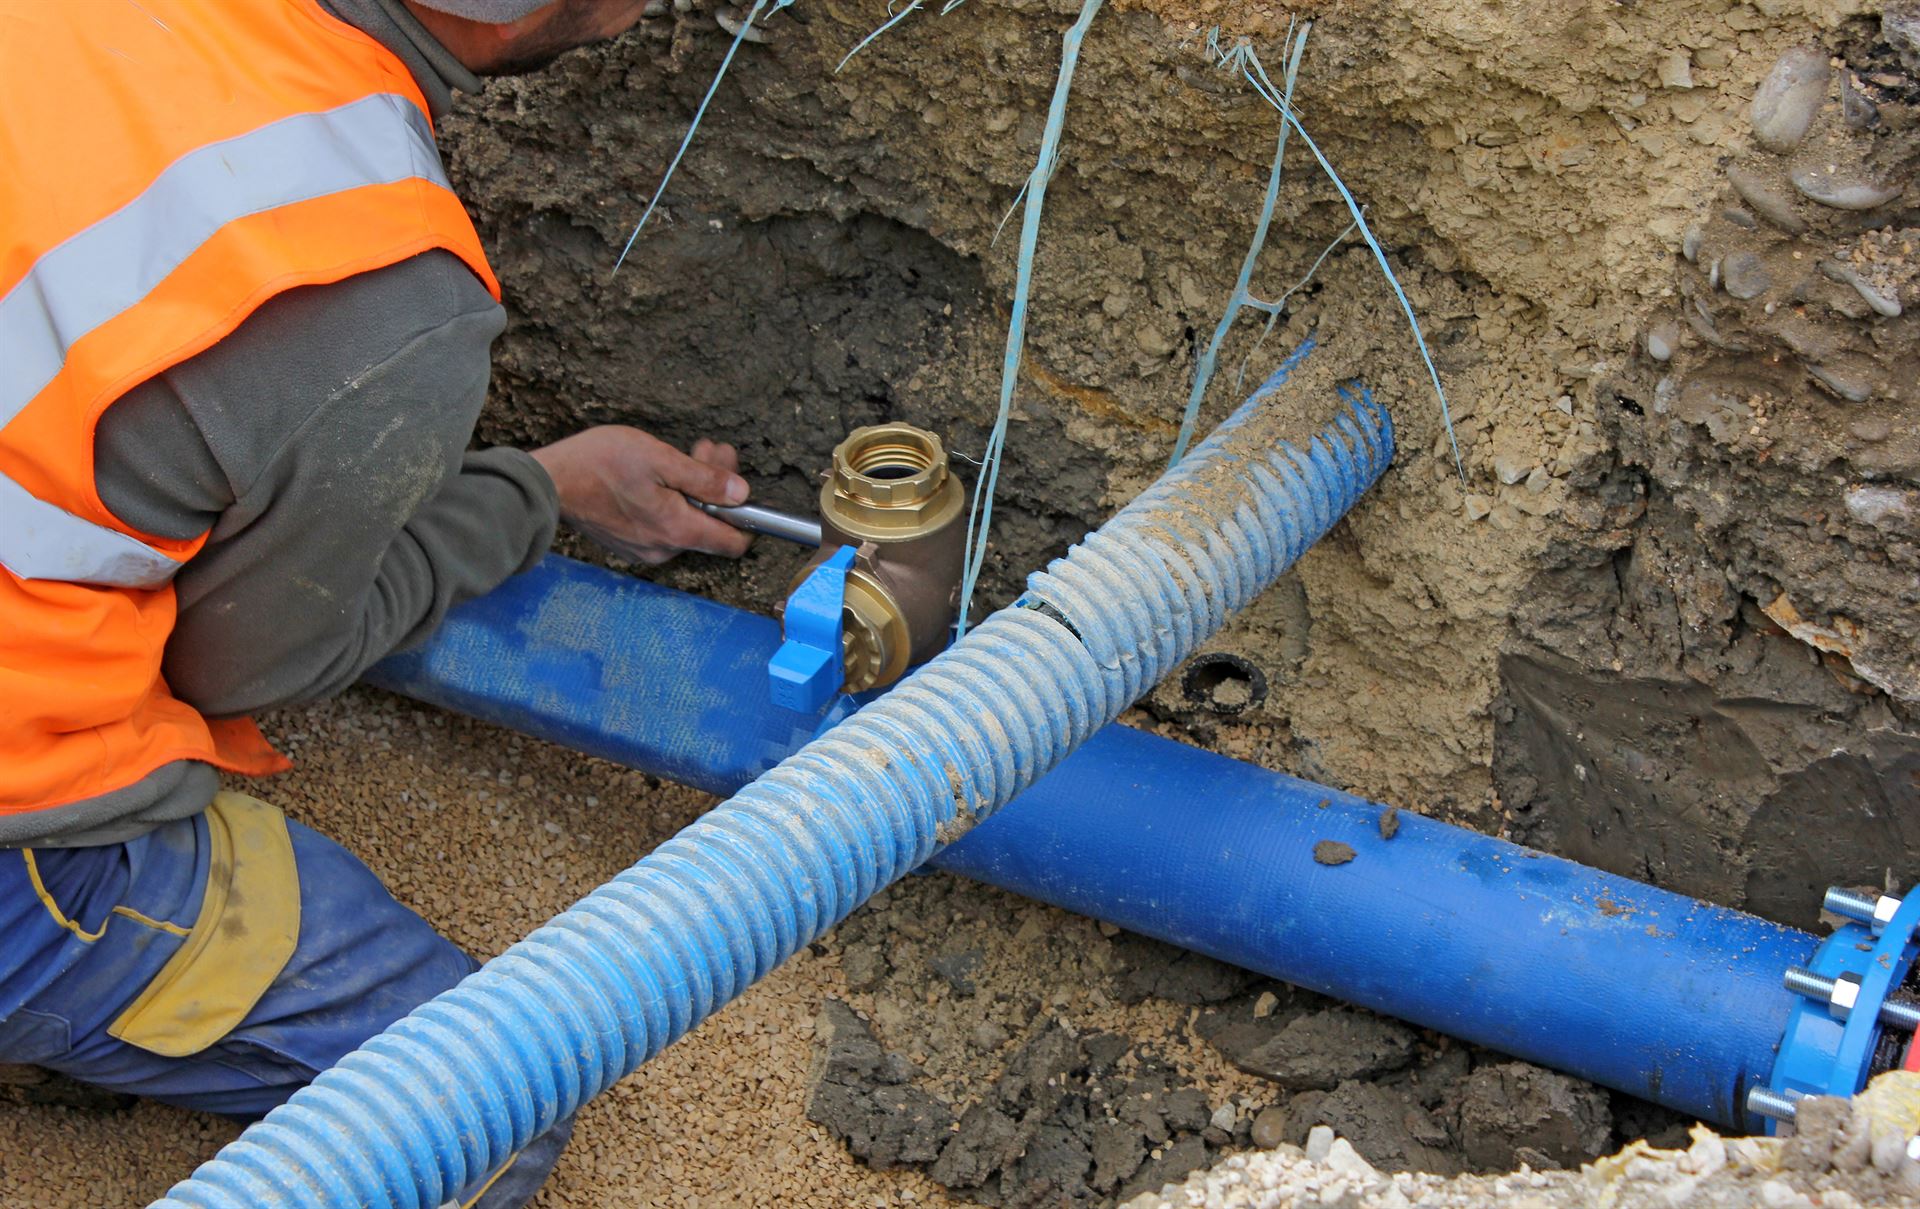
[823,423,965,541]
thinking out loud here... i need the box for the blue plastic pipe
[367,555,831,798]
[943,726,1812,1129]
[158,346,1390,1208]
[373,552,1813,1129]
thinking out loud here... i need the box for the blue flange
[1764,887,1920,1134]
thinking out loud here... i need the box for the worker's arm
[95,250,551,717]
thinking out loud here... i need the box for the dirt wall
[441,0,1910,925]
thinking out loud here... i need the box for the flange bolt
[1747,1085,1804,1123]
[1784,965,1920,1030]
[1825,886,1903,933]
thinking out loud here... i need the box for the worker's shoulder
[221,248,505,400]
[316,249,505,346]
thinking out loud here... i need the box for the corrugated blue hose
[153,340,1392,1209]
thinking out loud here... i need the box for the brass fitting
[789,422,967,693]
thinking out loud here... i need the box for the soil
[6,1,1920,1207]
[443,0,1920,921]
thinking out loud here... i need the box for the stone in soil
[809,993,1237,1205]
[930,947,984,997]
[1750,46,1831,152]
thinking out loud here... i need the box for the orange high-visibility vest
[0,0,502,814]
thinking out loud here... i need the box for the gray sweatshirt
[0,0,558,846]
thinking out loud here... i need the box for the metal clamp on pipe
[770,423,966,706]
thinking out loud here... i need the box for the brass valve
[788,422,966,693]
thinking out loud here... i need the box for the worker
[0,2,753,1204]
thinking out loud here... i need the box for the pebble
[1645,321,1678,361]
[1750,47,1830,153]
[1658,51,1693,90]
[1680,1129,1726,1178]
[714,7,769,42]
[641,0,669,15]
[1322,1138,1379,1183]
[971,1021,1009,1051]
[1464,493,1494,521]
[1623,1156,1678,1182]
[1789,164,1902,212]
[1135,324,1176,357]
[1758,1178,1812,1209]
[1849,417,1892,443]
[1726,165,1806,234]
[1844,485,1911,528]
[1721,251,1770,300]
[1870,1124,1910,1173]
[1210,1103,1238,1133]
[1494,453,1532,485]
[1304,1125,1335,1163]
[1524,466,1551,493]
[1819,261,1902,318]
[1681,223,1704,262]
[1809,365,1872,404]
[1253,991,1279,1018]
[1842,78,1880,130]
[1887,6,1920,76]
[1249,1106,1288,1150]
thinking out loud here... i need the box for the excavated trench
[4,1,1920,1206]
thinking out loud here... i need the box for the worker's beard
[482,2,622,76]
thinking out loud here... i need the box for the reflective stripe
[0,469,181,587]
[0,92,447,432]
[0,92,448,589]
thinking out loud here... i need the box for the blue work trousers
[0,805,571,1208]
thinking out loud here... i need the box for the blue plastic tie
[1168,22,1309,468]
[954,0,1104,642]
[613,0,791,274]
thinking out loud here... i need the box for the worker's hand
[530,427,754,565]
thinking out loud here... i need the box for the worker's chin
[481,40,594,76]
[481,7,629,76]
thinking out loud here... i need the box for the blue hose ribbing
[154,343,1391,1209]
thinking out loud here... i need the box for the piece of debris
[1314,840,1357,866]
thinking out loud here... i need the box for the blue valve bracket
[768,545,855,713]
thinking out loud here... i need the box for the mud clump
[1312,840,1357,866]
[807,1000,955,1169]
[1456,1063,1613,1172]
[806,1003,1232,1204]
[1201,1005,1419,1091]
